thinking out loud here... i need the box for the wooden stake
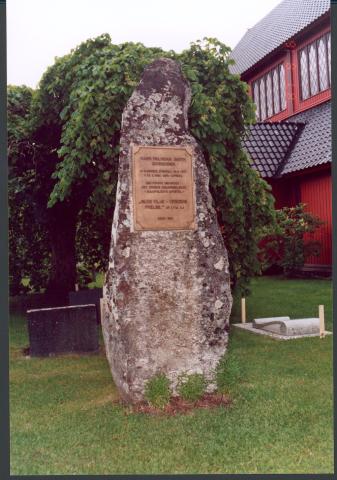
[241,297,246,323]
[100,298,106,323]
[319,304,325,338]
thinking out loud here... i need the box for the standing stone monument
[103,58,232,403]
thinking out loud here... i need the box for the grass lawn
[10,276,333,475]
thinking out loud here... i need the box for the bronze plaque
[132,145,196,231]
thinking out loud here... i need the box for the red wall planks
[300,170,332,265]
[269,178,298,209]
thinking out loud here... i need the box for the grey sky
[7,0,281,88]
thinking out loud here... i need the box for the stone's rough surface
[103,58,232,403]
[27,305,98,356]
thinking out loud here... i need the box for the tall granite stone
[103,58,232,403]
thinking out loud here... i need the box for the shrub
[259,203,323,277]
[216,352,242,392]
[144,373,171,409]
[177,373,207,402]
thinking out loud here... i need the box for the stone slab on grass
[233,322,332,340]
[253,317,321,335]
[27,304,98,356]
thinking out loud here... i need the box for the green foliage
[31,35,166,210]
[177,373,207,402]
[216,350,243,392]
[8,85,51,294]
[259,203,323,277]
[144,373,171,409]
[75,200,115,279]
[9,34,275,294]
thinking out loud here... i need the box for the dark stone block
[68,288,103,324]
[10,292,67,315]
[27,305,98,357]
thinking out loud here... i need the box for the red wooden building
[230,0,331,271]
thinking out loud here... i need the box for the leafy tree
[8,34,275,295]
[25,36,166,296]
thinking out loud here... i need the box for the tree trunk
[45,202,78,300]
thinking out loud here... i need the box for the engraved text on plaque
[132,145,196,231]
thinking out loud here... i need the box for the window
[266,73,273,118]
[279,65,286,111]
[272,69,280,114]
[299,31,331,100]
[252,63,286,121]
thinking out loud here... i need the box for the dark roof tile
[242,121,303,178]
[242,101,331,178]
[279,100,331,175]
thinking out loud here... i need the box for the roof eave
[232,10,330,78]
